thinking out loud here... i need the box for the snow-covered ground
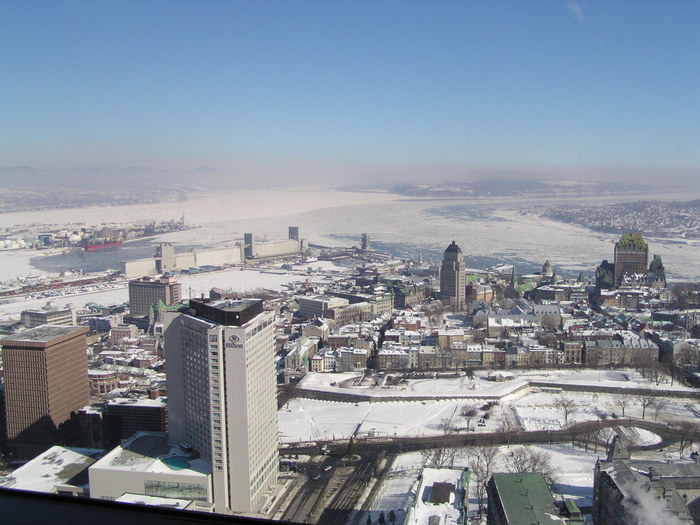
[278,398,481,443]
[297,372,530,399]
[280,370,699,444]
[296,368,695,401]
[512,391,692,431]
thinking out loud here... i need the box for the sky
[1,1,699,187]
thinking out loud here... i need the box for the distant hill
[0,166,241,190]
[388,179,658,198]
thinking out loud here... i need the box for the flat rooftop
[107,397,166,409]
[0,325,87,345]
[0,446,104,493]
[209,299,260,312]
[91,432,211,477]
[188,298,263,326]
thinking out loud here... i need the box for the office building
[163,298,278,514]
[440,241,466,310]
[296,295,349,319]
[21,307,77,328]
[128,277,182,317]
[105,397,168,443]
[0,325,89,457]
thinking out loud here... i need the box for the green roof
[491,473,562,525]
[616,233,648,252]
[516,282,535,293]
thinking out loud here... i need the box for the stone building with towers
[613,233,649,287]
[594,435,699,524]
[440,241,466,311]
[595,233,666,289]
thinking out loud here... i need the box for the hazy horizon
[2,2,698,189]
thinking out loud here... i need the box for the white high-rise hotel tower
[163,298,278,514]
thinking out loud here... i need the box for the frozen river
[1,186,699,282]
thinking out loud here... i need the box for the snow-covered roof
[404,467,469,525]
[116,492,192,509]
[0,446,104,493]
[90,432,211,477]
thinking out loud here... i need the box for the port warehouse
[120,238,305,278]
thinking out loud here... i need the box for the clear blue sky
[1,1,698,185]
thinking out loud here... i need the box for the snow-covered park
[279,369,699,443]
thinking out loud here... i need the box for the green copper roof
[491,473,563,525]
[616,233,648,252]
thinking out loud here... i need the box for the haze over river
[1,187,699,282]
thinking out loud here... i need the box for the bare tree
[421,447,458,468]
[677,343,699,369]
[421,415,458,467]
[648,362,663,386]
[636,394,656,419]
[504,446,556,483]
[461,403,478,431]
[632,350,655,380]
[439,416,454,436]
[614,396,631,418]
[472,310,488,329]
[675,421,700,458]
[595,427,615,450]
[469,444,500,516]
[553,396,578,427]
[577,423,598,452]
[568,422,583,447]
[651,398,669,421]
[499,410,520,446]
[540,314,561,331]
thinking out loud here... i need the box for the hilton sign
[225,334,244,349]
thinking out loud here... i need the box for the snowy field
[280,370,699,444]
[278,397,501,443]
[2,187,700,282]
[296,368,695,401]
[512,391,694,432]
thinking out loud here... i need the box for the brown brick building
[1,325,89,457]
[128,276,182,317]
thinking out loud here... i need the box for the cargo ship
[83,239,124,251]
